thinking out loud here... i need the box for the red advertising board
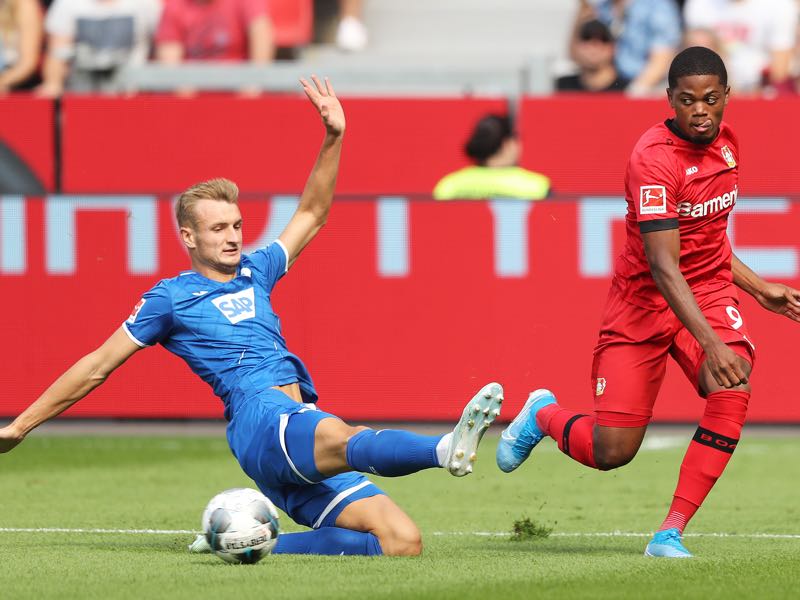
[3,95,800,421]
[0,195,798,422]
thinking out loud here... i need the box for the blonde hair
[175,178,239,227]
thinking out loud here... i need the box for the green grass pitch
[1,430,798,599]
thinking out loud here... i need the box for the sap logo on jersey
[639,185,667,214]
[212,287,256,324]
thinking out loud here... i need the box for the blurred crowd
[0,0,367,95]
[559,0,800,96]
[1,0,800,96]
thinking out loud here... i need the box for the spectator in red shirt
[156,0,274,63]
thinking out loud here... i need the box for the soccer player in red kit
[496,46,800,558]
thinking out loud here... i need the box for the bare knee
[336,495,422,557]
[592,425,647,471]
[376,522,423,557]
[313,419,368,475]
[321,424,368,451]
[593,445,637,471]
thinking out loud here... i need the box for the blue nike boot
[644,528,693,558]
[496,389,557,473]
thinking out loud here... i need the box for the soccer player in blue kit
[0,76,503,557]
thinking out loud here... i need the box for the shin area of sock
[273,528,383,556]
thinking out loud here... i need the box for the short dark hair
[464,114,513,164]
[668,46,728,89]
[578,19,613,44]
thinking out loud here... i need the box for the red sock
[660,390,749,533]
[537,404,598,469]
[659,496,697,532]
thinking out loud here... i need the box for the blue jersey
[123,241,316,419]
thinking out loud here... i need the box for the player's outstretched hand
[757,283,800,323]
[300,75,344,138]
[0,424,24,454]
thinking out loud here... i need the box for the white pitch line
[431,531,800,539]
[1,528,799,540]
[0,527,198,535]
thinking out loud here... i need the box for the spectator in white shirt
[684,0,799,93]
[39,0,161,96]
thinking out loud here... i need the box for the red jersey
[156,0,269,61]
[613,120,739,309]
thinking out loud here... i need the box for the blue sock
[273,528,383,556]
[346,429,443,476]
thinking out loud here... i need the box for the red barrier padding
[62,95,800,197]
[0,96,54,191]
[60,96,507,195]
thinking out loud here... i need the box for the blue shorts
[226,389,385,529]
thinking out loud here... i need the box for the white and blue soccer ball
[201,488,280,564]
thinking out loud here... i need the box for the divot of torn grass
[510,517,553,542]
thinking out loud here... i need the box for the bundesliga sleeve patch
[639,185,667,215]
[127,298,146,324]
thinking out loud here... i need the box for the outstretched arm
[278,76,346,269]
[732,254,800,323]
[643,228,748,388]
[0,327,142,453]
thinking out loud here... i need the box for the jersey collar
[665,118,720,146]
